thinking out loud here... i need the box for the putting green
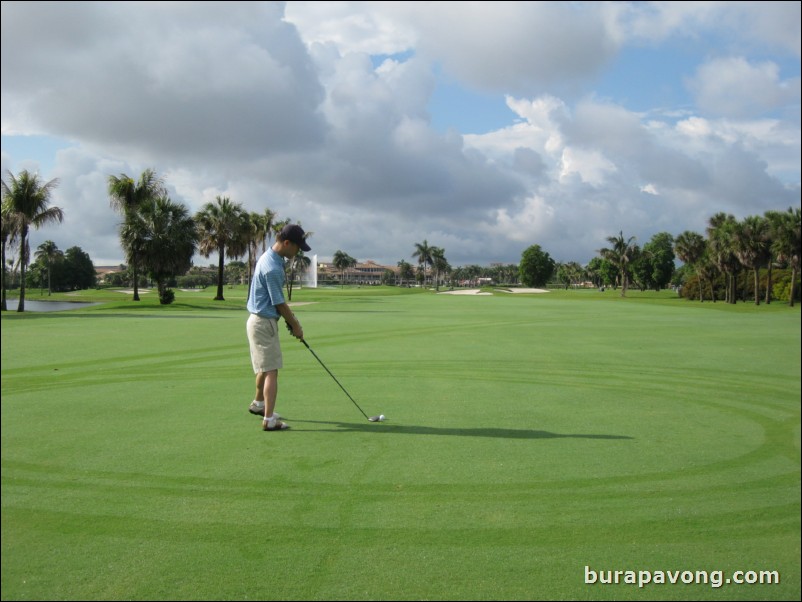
[2,288,799,600]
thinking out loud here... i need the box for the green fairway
[2,287,800,600]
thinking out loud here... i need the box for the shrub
[159,288,176,305]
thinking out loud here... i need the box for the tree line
[334,206,799,307]
[530,209,800,306]
[337,208,800,306]
[674,210,800,306]
[3,240,97,295]
[3,167,799,310]
[2,171,65,311]
[2,168,308,311]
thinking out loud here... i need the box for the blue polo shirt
[247,248,286,318]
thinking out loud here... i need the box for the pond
[4,299,101,312]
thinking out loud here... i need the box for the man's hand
[285,318,304,340]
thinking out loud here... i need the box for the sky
[2,1,800,269]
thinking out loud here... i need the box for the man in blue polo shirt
[246,223,310,431]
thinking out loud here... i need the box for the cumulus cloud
[411,1,619,96]
[688,56,801,119]
[2,2,326,161]
[613,0,801,56]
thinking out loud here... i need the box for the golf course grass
[2,286,800,600]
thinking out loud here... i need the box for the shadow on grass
[290,419,634,440]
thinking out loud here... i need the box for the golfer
[246,223,310,431]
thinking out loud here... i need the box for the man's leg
[254,372,266,403]
[263,369,278,418]
[250,371,282,418]
[261,369,288,430]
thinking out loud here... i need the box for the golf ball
[379,414,385,421]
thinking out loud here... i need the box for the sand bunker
[437,289,492,295]
[439,288,550,295]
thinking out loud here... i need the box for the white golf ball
[379,414,385,421]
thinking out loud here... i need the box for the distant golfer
[246,223,311,431]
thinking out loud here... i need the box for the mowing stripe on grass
[2,288,799,600]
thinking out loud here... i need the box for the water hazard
[4,299,101,312]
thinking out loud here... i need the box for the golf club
[290,326,384,422]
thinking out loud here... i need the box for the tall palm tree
[125,195,197,304]
[732,215,770,305]
[333,250,357,287]
[195,196,250,301]
[431,246,448,291]
[287,252,311,301]
[674,231,708,301]
[556,261,584,290]
[246,212,265,294]
[697,256,719,302]
[272,217,291,241]
[1,170,63,312]
[412,240,433,287]
[257,208,276,253]
[284,223,312,300]
[772,206,801,307]
[1,203,21,311]
[706,213,740,304]
[764,209,789,304]
[599,231,637,297]
[246,208,276,295]
[119,213,148,292]
[397,259,414,286]
[108,169,166,301]
[34,240,63,296]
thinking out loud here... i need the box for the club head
[368,415,385,422]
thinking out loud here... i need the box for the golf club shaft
[301,339,370,420]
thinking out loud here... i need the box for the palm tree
[697,255,719,302]
[127,196,197,304]
[246,212,265,294]
[556,261,584,289]
[195,196,250,301]
[272,217,291,241]
[108,169,166,301]
[284,224,312,299]
[35,240,63,296]
[732,215,770,305]
[397,259,414,286]
[430,246,448,291]
[674,231,708,301]
[246,208,276,294]
[706,213,740,303]
[599,231,637,297]
[333,250,357,287]
[257,208,277,253]
[772,206,802,307]
[287,252,311,301]
[764,209,790,304]
[412,240,433,287]
[1,170,64,312]
[465,264,481,287]
[1,203,21,311]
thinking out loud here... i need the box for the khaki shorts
[247,314,283,373]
